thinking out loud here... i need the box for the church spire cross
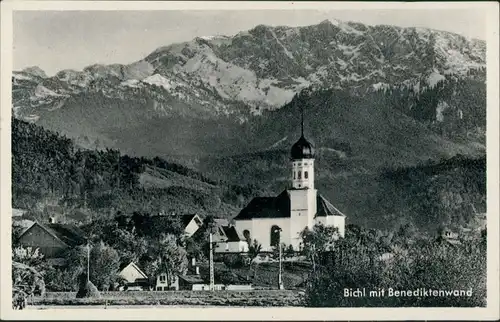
[300,104,304,137]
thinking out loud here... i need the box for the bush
[223,254,245,269]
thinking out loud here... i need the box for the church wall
[315,216,327,226]
[314,216,346,237]
[233,220,253,241]
[330,216,346,237]
[234,218,291,252]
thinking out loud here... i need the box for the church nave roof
[233,190,345,220]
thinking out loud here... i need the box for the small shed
[178,274,205,290]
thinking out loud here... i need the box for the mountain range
[11,19,487,232]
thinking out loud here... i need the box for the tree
[300,224,340,272]
[247,239,262,280]
[284,244,295,259]
[304,230,486,307]
[146,234,188,288]
[65,242,120,291]
[12,246,46,298]
[248,239,262,263]
[12,246,45,270]
[43,266,76,292]
[88,242,120,291]
[12,261,43,309]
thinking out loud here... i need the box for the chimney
[191,257,196,267]
[195,266,200,275]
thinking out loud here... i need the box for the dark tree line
[12,118,256,220]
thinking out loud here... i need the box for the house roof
[178,274,205,284]
[234,190,346,220]
[213,218,229,226]
[234,190,290,220]
[20,222,87,247]
[119,262,148,279]
[181,214,202,227]
[45,223,87,246]
[218,225,245,242]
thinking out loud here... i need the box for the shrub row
[34,290,303,306]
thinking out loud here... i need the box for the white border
[1,1,499,320]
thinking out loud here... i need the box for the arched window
[298,171,302,179]
[304,171,308,179]
[293,171,296,179]
[270,225,281,247]
[243,229,250,241]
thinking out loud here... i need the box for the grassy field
[33,290,304,307]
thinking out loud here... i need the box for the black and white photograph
[1,1,499,320]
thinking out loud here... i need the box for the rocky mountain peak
[12,19,486,136]
[21,66,47,79]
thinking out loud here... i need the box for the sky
[13,8,488,76]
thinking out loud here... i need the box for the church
[233,120,346,252]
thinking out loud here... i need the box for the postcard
[1,1,498,320]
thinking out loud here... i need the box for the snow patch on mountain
[33,85,65,99]
[340,22,364,35]
[13,73,33,81]
[269,28,294,60]
[143,74,178,91]
[121,79,141,88]
[427,70,446,88]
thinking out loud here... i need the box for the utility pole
[87,242,90,283]
[279,241,284,290]
[209,232,214,291]
[276,227,284,290]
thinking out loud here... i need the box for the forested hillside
[11,118,260,222]
[12,116,485,233]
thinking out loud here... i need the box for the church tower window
[293,171,296,179]
[304,171,308,179]
[298,171,302,179]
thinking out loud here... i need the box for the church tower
[288,106,317,250]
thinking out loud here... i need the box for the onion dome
[291,135,315,160]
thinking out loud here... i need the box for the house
[439,228,462,246]
[177,257,203,290]
[233,123,346,251]
[213,225,249,253]
[155,273,179,291]
[181,214,203,237]
[118,262,149,291]
[213,218,229,226]
[17,221,87,258]
[154,256,203,291]
[178,274,206,290]
[441,228,459,240]
[12,208,27,219]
